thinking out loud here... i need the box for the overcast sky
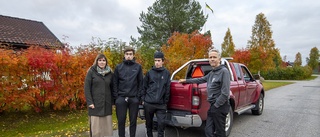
[1,0,319,65]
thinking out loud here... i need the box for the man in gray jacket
[179,49,230,137]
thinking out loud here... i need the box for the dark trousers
[144,103,167,137]
[205,102,230,137]
[115,96,140,137]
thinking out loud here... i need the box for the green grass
[0,110,89,137]
[305,75,318,80]
[0,107,145,137]
[262,75,318,91]
[262,81,295,91]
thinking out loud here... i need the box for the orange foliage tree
[161,31,213,74]
[231,48,251,66]
[59,45,99,110]
[25,46,58,112]
[0,49,31,112]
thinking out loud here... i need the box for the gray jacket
[84,65,113,116]
[186,65,230,108]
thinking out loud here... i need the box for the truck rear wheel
[252,93,264,115]
[225,106,233,136]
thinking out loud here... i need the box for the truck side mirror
[253,74,260,80]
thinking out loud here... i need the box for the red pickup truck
[164,58,264,136]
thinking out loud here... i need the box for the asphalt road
[112,75,320,137]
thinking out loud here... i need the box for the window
[241,66,252,81]
[233,63,242,80]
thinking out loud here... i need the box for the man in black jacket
[113,47,144,137]
[142,51,170,137]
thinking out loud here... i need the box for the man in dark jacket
[113,47,144,137]
[179,49,230,137]
[142,51,170,137]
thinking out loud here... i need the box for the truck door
[241,66,258,104]
[232,63,247,107]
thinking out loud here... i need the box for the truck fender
[229,90,236,111]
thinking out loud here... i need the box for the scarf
[97,66,111,76]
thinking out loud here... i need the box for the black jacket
[84,65,113,116]
[142,66,170,104]
[112,59,143,99]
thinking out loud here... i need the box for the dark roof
[0,15,62,48]
[286,61,294,66]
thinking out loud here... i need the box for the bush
[0,46,99,113]
[260,66,312,80]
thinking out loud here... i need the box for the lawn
[262,75,318,91]
[1,110,89,137]
[0,107,145,137]
[1,78,315,136]
[262,81,294,91]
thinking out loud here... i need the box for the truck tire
[225,106,233,136]
[251,93,264,115]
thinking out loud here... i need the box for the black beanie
[154,51,164,58]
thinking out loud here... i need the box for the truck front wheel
[252,93,264,115]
